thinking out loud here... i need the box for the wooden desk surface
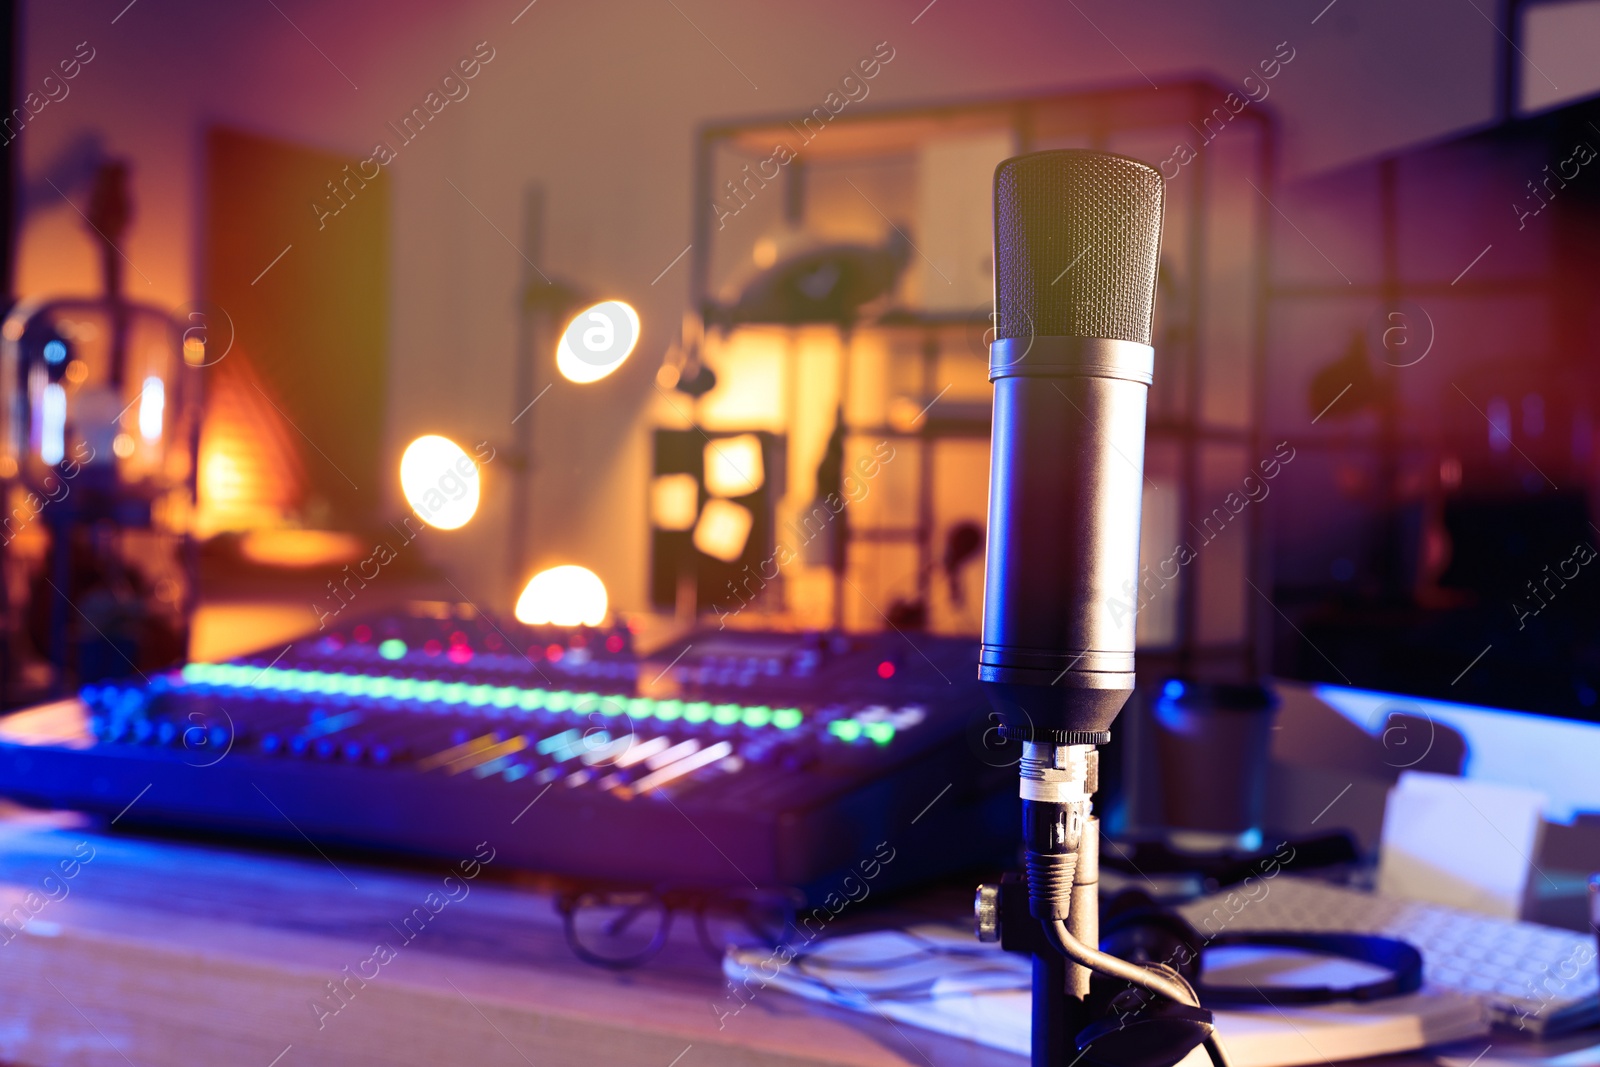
[0,809,1591,1067]
[0,808,1027,1067]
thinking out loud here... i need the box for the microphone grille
[993,150,1164,345]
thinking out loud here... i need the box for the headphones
[1098,889,1424,1006]
[1065,889,1425,1067]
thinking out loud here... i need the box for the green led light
[545,690,572,713]
[741,705,772,728]
[443,683,468,705]
[417,680,443,703]
[654,699,683,722]
[466,685,493,707]
[349,677,375,698]
[393,679,419,701]
[711,703,742,726]
[519,689,546,711]
[864,722,895,746]
[492,687,518,709]
[181,664,204,683]
[378,639,407,660]
[574,693,601,715]
[772,708,803,730]
[596,696,626,717]
[373,676,398,699]
[628,697,656,719]
[683,701,713,724]
[828,720,863,743]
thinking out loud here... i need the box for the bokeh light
[515,565,609,626]
[703,434,764,497]
[400,434,481,530]
[556,300,639,384]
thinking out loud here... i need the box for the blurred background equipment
[0,602,1018,900]
[673,82,1272,666]
[1150,679,1280,854]
[0,161,199,700]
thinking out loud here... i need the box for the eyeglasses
[554,883,805,970]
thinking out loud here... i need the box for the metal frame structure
[687,80,1277,690]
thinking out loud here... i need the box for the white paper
[1377,770,1548,920]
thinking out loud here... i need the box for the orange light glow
[400,435,481,530]
[515,565,609,627]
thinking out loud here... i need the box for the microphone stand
[978,748,1106,1067]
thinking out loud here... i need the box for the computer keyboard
[1176,876,1600,1034]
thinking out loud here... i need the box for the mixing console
[0,604,1017,898]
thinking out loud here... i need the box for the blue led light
[536,728,579,756]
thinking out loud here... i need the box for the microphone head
[993,150,1164,344]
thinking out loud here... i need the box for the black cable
[1045,919,1199,1007]
[1046,916,1239,1067]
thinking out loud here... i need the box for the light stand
[506,183,583,600]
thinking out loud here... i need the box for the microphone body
[980,150,1165,741]
[983,336,1152,736]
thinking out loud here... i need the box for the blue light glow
[1313,683,1600,824]
[40,384,65,466]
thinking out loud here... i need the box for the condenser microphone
[974,151,1223,1067]
[980,149,1165,743]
